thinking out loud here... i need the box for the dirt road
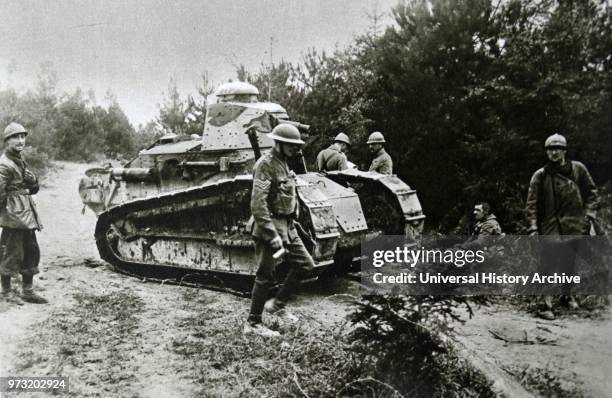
[0,162,610,397]
[0,162,353,397]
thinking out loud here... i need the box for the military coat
[0,150,42,230]
[250,148,298,243]
[525,161,598,235]
[316,145,348,172]
[368,148,393,175]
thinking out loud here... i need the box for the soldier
[457,202,503,250]
[315,132,351,172]
[244,124,314,337]
[472,202,502,237]
[0,122,47,305]
[367,131,393,175]
[525,133,598,320]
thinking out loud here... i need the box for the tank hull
[82,167,424,292]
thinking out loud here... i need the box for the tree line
[1,0,610,231]
[240,0,612,231]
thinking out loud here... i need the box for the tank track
[92,171,424,293]
[95,176,259,292]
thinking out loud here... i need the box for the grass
[513,366,584,398]
[13,290,145,397]
[172,289,496,397]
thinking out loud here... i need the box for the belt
[271,212,295,219]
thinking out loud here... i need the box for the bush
[347,295,495,397]
[23,146,52,180]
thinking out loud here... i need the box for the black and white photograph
[1,0,611,396]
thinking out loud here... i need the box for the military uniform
[316,144,348,172]
[248,147,314,325]
[473,214,502,236]
[368,148,393,175]
[460,213,503,250]
[0,148,42,277]
[526,161,598,235]
[526,158,599,308]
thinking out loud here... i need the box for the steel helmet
[267,123,305,145]
[4,122,28,141]
[544,133,567,148]
[366,131,385,144]
[334,132,351,146]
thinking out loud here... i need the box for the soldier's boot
[1,275,23,305]
[20,288,48,304]
[264,298,298,324]
[243,322,281,338]
[1,289,24,306]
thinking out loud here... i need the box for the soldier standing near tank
[244,124,315,337]
[367,131,393,175]
[525,133,598,320]
[315,132,351,172]
[0,122,47,305]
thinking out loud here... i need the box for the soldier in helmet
[0,122,47,305]
[367,131,393,175]
[315,132,351,172]
[525,133,598,320]
[244,123,315,337]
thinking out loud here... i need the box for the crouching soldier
[0,122,47,305]
[457,202,503,250]
[244,124,314,337]
[472,202,502,237]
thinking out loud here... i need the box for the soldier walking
[315,132,351,172]
[525,133,598,320]
[0,122,47,305]
[244,124,314,337]
[367,131,393,175]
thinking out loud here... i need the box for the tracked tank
[78,81,425,291]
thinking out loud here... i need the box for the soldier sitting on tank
[244,124,315,338]
[367,131,393,175]
[315,132,351,172]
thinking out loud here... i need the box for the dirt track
[0,162,353,397]
[0,161,611,397]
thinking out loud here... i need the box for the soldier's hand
[270,236,283,250]
[24,170,37,184]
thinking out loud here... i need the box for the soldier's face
[473,205,485,221]
[546,147,566,164]
[369,143,382,153]
[6,133,27,153]
[280,142,301,158]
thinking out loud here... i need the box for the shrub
[347,295,494,397]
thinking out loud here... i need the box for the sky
[0,0,397,126]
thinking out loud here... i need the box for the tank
[78,82,425,291]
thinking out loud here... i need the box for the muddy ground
[0,161,610,397]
